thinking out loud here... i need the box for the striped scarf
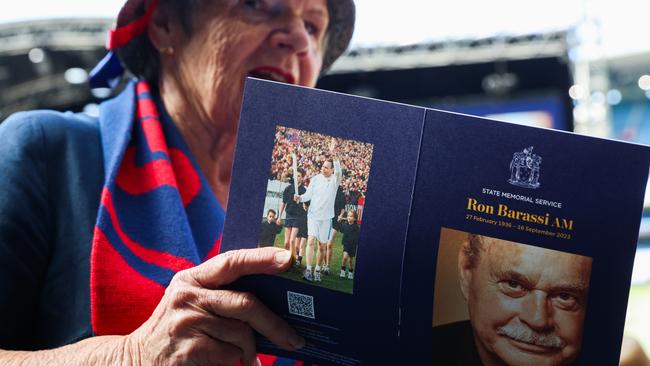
[89,80,305,366]
[90,80,224,334]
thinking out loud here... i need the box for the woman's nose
[270,16,310,56]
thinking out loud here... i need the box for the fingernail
[274,250,292,265]
[288,334,306,350]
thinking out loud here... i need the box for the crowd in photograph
[270,126,373,203]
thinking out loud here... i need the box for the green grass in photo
[272,229,355,294]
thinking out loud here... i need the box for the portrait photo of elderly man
[432,228,593,366]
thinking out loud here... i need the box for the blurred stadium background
[1,0,650,355]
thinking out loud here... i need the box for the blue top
[0,109,103,350]
[0,85,302,366]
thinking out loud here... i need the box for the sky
[0,0,648,58]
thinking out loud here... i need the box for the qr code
[287,291,315,319]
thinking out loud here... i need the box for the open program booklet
[221,78,650,365]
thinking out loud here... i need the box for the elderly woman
[0,0,354,365]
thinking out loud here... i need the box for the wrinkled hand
[126,247,304,366]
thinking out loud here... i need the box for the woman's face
[163,0,329,127]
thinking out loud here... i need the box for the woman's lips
[248,66,295,84]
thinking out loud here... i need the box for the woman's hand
[126,247,304,366]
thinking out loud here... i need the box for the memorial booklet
[221,78,650,365]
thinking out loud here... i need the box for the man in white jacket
[295,138,342,282]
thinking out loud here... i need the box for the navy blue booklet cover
[222,78,650,365]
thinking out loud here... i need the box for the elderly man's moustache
[496,323,566,349]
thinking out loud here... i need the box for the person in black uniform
[294,201,309,267]
[277,168,308,262]
[258,209,282,248]
[338,210,359,279]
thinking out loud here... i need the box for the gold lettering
[553,217,574,230]
[467,198,494,214]
[497,204,552,227]
[497,204,509,217]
